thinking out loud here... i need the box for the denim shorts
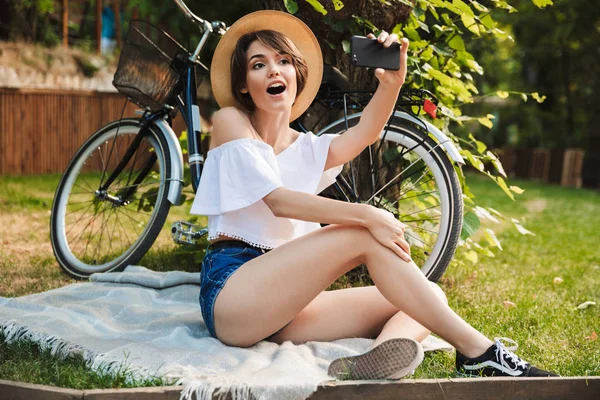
[199,242,292,341]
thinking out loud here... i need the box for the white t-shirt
[190,132,343,249]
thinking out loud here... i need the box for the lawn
[0,173,598,388]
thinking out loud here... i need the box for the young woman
[191,10,557,380]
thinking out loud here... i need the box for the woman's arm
[263,187,411,261]
[324,35,409,171]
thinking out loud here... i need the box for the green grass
[0,338,167,389]
[0,173,598,387]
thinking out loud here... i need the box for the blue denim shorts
[199,242,292,341]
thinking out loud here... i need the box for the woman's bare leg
[213,224,492,356]
[266,281,446,350]
[370,282,448,349]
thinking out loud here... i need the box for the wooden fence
[0,88,186,176]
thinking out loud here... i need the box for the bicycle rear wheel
[50,119,172,279]
[318,115,462,281]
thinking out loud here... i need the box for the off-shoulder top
[190,132,343,249]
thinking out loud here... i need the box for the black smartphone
[350,35,400,71]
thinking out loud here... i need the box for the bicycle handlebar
[172,0,205,26]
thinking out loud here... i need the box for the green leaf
[420,46,434,61]
[428,69,472,100]
[283,0,299,14]
[431,44,453,57]
[464,58,483,74]
[531,92,547,103]
[331,0,344,11]
[484,228,503,250]
[512,218,535,236]
[496,177,515,200]
[468,133,487,153]
[342,40,351,54]
[480,14,495,29]
[532,0,553,8]
[461,211,481,240]
[461,14,481,36]
[448,35,465,51]
[491,0,517,12]
[478,117,493,129]
[306,0,327,15]
[471,1,489,12]
[452,0,475,17]
[510,185,525,194]
[487,151,507,178]
[496,90,509,99]
[464,250,479,264]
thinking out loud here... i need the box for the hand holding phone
[351,32,409,89]
[351,35,401,71]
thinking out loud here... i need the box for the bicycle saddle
[320,64,353,91]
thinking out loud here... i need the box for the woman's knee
[325,224,380,263]
[429,281,448,304]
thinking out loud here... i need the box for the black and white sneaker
[456,337,559,377]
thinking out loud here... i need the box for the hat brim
[210,10,323,123]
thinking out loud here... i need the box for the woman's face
[241,40,298,115]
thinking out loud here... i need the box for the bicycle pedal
[171,221,208,245]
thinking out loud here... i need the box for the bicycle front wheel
[50,119,172,279]
[318,115,463,281]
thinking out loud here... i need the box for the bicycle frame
[98,4,222,207]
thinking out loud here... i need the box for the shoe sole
[328,338,424,380]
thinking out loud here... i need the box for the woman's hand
[365,206,412,262]
[366,32,409,89]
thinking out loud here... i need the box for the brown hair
[230,30,309,113]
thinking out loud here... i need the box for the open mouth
[266,83,286,95]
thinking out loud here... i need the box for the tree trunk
[254,0,412,90]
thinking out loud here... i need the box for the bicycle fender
[392,111,464,165]
[153,119,185,205]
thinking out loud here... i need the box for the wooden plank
[63,0,69,48]
[97,0,102,54]
[0,379,82,400]
[84,387,183,400]
[309,377,600,400]
[561,149,585,188]
[0,92,5,174]
[114,0,122,48]
[1,377,599,400]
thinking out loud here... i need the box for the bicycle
[50,0,464,282]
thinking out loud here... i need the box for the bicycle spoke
[78,202,108,261]
[116,207,144,236]
[403,223,439,235]
[404,232,434,249]
[89,205,112,264]
[65,203,95,236]
[114,209,134,250]
[72,182,95,194]
[65,199,95,206]
[401,216,441,223]
[367,141,443,203]
[105,208,119,260]
[400,190,438,201]
[110,179,161,192]
[65,202,98,216]
[400,204,440,218]
[76,174,97,193]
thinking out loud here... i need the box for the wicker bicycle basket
[113,20,190,111]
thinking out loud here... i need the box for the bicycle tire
[317,115,462,282]
[50,118,172,279]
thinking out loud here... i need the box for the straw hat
[210,10,323,122]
